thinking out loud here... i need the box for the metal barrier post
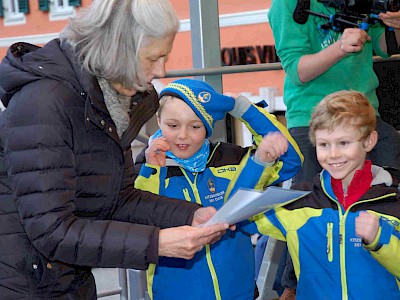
[96,268,128,300]
[128,269,148,300]
[119,268,129,300]
[256,238,285,300]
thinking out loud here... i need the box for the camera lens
[373,0,400,11]
[389,0,400,11]
[350,0,374,14]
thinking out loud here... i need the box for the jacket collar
[321,164,399,203]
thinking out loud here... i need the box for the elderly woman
[0,0,228,298]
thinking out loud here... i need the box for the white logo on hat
[198,92,211,103]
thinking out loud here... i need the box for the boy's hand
[145,137,170,166]
[339,28,371,54]
[355,211,380,245]
[254,132,288,163]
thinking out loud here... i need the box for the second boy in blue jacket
[135,79,303,300]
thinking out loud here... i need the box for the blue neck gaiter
[149,129,210,172]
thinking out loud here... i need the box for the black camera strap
[293,0,311,24]
[385,27,399,55]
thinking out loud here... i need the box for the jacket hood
[371,165,394,186]
[0,39,81,108]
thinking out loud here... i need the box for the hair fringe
[309,90,376,145]
[60,0,179,91]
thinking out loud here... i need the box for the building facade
[0,0,284,99]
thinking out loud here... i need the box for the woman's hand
[192,206,236,231]
[355,211,380,245]
[145,137,170,166]
[158,206,236,259]
[254,132,288,163]
[158,223,229,259]
[191,206,217,227]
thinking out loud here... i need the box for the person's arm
[298,28,370,83]
[224,96,302,235]
[378,11,400,53]
[115,138,201,229]
[269,0,311,86]
[269,0,371,84]
[356,211,400,277]
[158,208,229,259]
[2,83,157,269]
[247,208,287,241]
[229,96,303,184]
[4,82,225,271]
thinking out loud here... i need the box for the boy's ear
[363,130,378,152]
[157,116,161,128]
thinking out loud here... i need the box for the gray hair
[60,0,179,91]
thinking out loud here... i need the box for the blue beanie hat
[160,79,235,137]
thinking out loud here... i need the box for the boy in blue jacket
[134,78,303,300]
[251,90,400,299]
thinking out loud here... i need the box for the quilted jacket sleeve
[113,148,199,229]
[237,101,303,185]
[1,79,197,270]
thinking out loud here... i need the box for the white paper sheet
[202,186,310,227]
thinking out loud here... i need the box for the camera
[317,0,400,14]
[293,0,400,53]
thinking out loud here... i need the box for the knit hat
[160,79,235,137]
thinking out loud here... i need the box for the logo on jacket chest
[217,166,237,173]
[208,178,215,193]
[349,237,362,248]
[204,178,225,203]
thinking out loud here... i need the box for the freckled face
[158,98,206,159]
[315,123,376,189]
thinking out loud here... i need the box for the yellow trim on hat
[167,83,213,129]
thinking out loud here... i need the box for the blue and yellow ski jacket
[134,103,303,300]
[251,166,400,300]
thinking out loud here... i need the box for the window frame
[2,0,27,26]
[48,0,75,21]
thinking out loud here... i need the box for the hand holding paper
[202,186,310,227]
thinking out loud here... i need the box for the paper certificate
[202,186,310,227]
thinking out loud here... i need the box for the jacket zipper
[181,168,221,300]
[326,222,334,262]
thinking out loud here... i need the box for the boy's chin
[170,151,192,159]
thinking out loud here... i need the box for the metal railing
[97,269,129,299]
[164,54,400,78]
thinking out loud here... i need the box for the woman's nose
[152,59,166,78]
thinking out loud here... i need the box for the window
[39,0,81,21]
[2,0,29,25]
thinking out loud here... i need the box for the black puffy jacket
[0,39,199,299]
